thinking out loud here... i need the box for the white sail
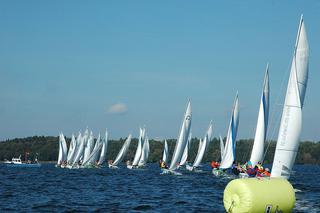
[83,131,94,164]
[162,140,169,163]
[57,133,68,166]
[82,134,103,166]
[61,133,68,161]
[249,65,270,166]
[271,16,309,179]
[219,135,224,160]
[193,121,213,168]
[89,134,102,165]
[75,129,89,164]
[112,134,132,166]
[169,101,192,170]
[138,136,150,166]
[98,129,109,165]
[57,134,64,165]
[72,135,85,166]
[68,132,81,165]
[132,128,145,166]
[180,132,192,166]
[220,94,239,169]
[67,134,76,164]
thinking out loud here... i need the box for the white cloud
[108,103,128,115]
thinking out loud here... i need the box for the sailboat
[127,128,145,169]
[271,16,309,179]
[109,134,132,169]
[82,131,94,165]
[97,129,109,166]
[56,133,68,168]
[249,65,270,167]
[186,121,213,171]
[213,93,239,176]
[66,134,76,165]
[161,100,192,175]
[71,132,86,168]
[179,132,191,168]
[162,140,169,164]
[81,134,103,168]
[137,136,150,167]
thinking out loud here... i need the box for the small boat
[271,15,309,179]
[213,94,239,176]
[162,140,169,164]
[249,64,269,167]
[187,121,213,172]
[108,134,132,169]
[127,128,146,169]
[161,100,192,175]
[4,155,41,168]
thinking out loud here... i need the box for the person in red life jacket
[211,161,220,169]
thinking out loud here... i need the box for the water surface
[0,164,319,212]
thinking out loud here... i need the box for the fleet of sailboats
[55,129,109,169]
[53,16,311,185]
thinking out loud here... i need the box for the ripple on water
[0,164,319,212]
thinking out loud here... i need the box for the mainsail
[83,134,102,166]
[192,121,213,168]
[98,129,109,165]
[220,94,239,169]
[132,128,145,166]
[169,101,192,170]
[83,131,94,164]
[162,140,169,163]
[249,65,270,166]
[72,134,85,166]
[138,136,150,167]
[180,132,192,166]
[67,134,76,164]
[57,133,68,165]
[112,134,132,166]
[271,16,309,179]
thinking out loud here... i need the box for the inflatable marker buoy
[224,178,295,213]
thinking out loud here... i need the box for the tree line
[0,136,319,164]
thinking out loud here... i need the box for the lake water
[0,163,319,212]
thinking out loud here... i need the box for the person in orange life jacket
[258,168,270,177]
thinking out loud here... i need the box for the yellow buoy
[224,178,295,213]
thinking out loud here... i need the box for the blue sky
[0,1,319,141]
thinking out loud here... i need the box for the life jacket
[211,161,217,168]
[262,171,271,177]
